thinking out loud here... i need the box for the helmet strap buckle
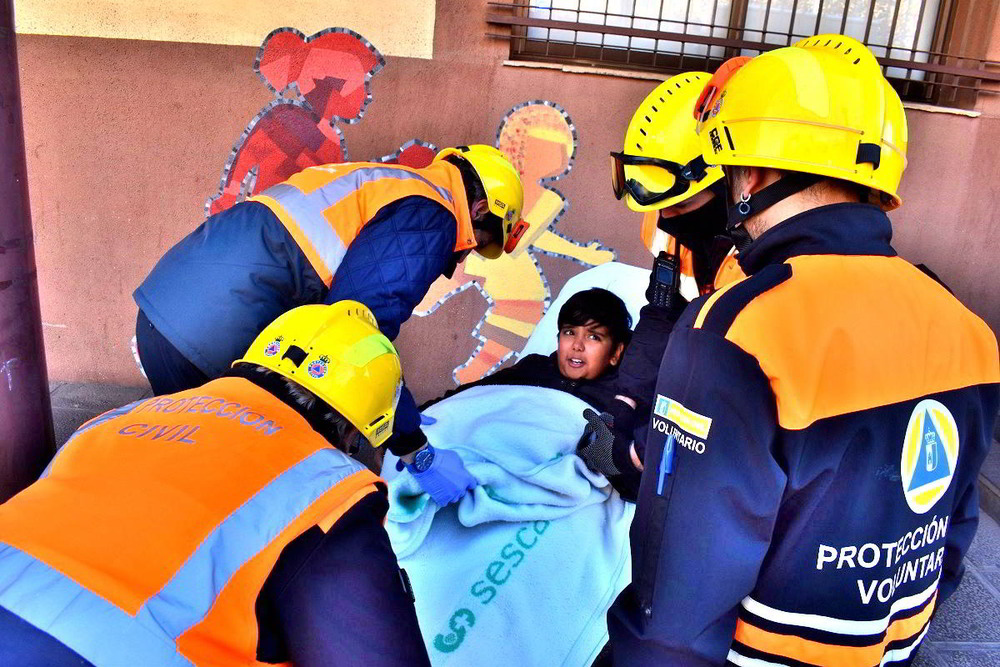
[737,192,752,217]
[725,217,754,254]
[725,171,822,252]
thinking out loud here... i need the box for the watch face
[413,447,435,473]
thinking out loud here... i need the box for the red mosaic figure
[205,27,384,217]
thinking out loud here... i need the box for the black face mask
[656,181,729,253]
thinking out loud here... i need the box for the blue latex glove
[411,446,477,506]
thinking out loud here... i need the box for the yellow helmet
[612,72,724,213]
[236,301,403,447]
[696,34,907,210]
[435,144,527,259]
[878,77,908,207]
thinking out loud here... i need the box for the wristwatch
[406,445,436,474]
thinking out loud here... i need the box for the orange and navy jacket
[248,161,476,288]
[0,377,384,667]
[134,161,476,379]
[608,203,1000,666]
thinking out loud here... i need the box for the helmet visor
[694,56,751,133]
[610,151,706,207]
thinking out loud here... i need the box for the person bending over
[0,302,429,667]
[134,146,526,507]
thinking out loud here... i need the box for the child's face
[556,320,624,381]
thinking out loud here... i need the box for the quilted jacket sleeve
[325,195,459,448]
[324,196,458,340]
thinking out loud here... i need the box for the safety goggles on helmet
[610,151,709,207]
[617,72,725,214]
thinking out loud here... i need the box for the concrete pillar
[0,0,55,501]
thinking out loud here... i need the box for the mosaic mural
[376,138,440,169]
[182,28,616,386]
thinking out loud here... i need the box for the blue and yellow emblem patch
[653,395,712,440]
[900,399,959,514]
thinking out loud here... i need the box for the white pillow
[520,262,650,358]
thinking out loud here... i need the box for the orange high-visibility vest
[249,161,478,286]
[0,377,381,667]
[712,247,744,290]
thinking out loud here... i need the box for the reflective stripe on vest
[250,162,476,286]
[0,542,193,666]
[728,579,938,667]
[0,377,380,666]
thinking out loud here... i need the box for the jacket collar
[430,161,478,252]
[737,203,896,275]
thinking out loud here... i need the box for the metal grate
[487,0,1000,108]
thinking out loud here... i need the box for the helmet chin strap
[726,171,822,252]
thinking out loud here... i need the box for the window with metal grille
[487,0,1000,109]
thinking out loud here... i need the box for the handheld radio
[649,250,681,309]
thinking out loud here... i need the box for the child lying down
[423,287,632,414]
[420,288,636,494]
[381,291,637,665]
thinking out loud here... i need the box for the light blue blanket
[383,385,634,667]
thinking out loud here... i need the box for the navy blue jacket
[608,204,999,666]
[423,353,623,414]
[134,195,459,438]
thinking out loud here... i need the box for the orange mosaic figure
[415,102,615,383]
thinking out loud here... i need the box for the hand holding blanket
[383,385,634,667]
[408,446,478,505]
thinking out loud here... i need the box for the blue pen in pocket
[656,434,676,496]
